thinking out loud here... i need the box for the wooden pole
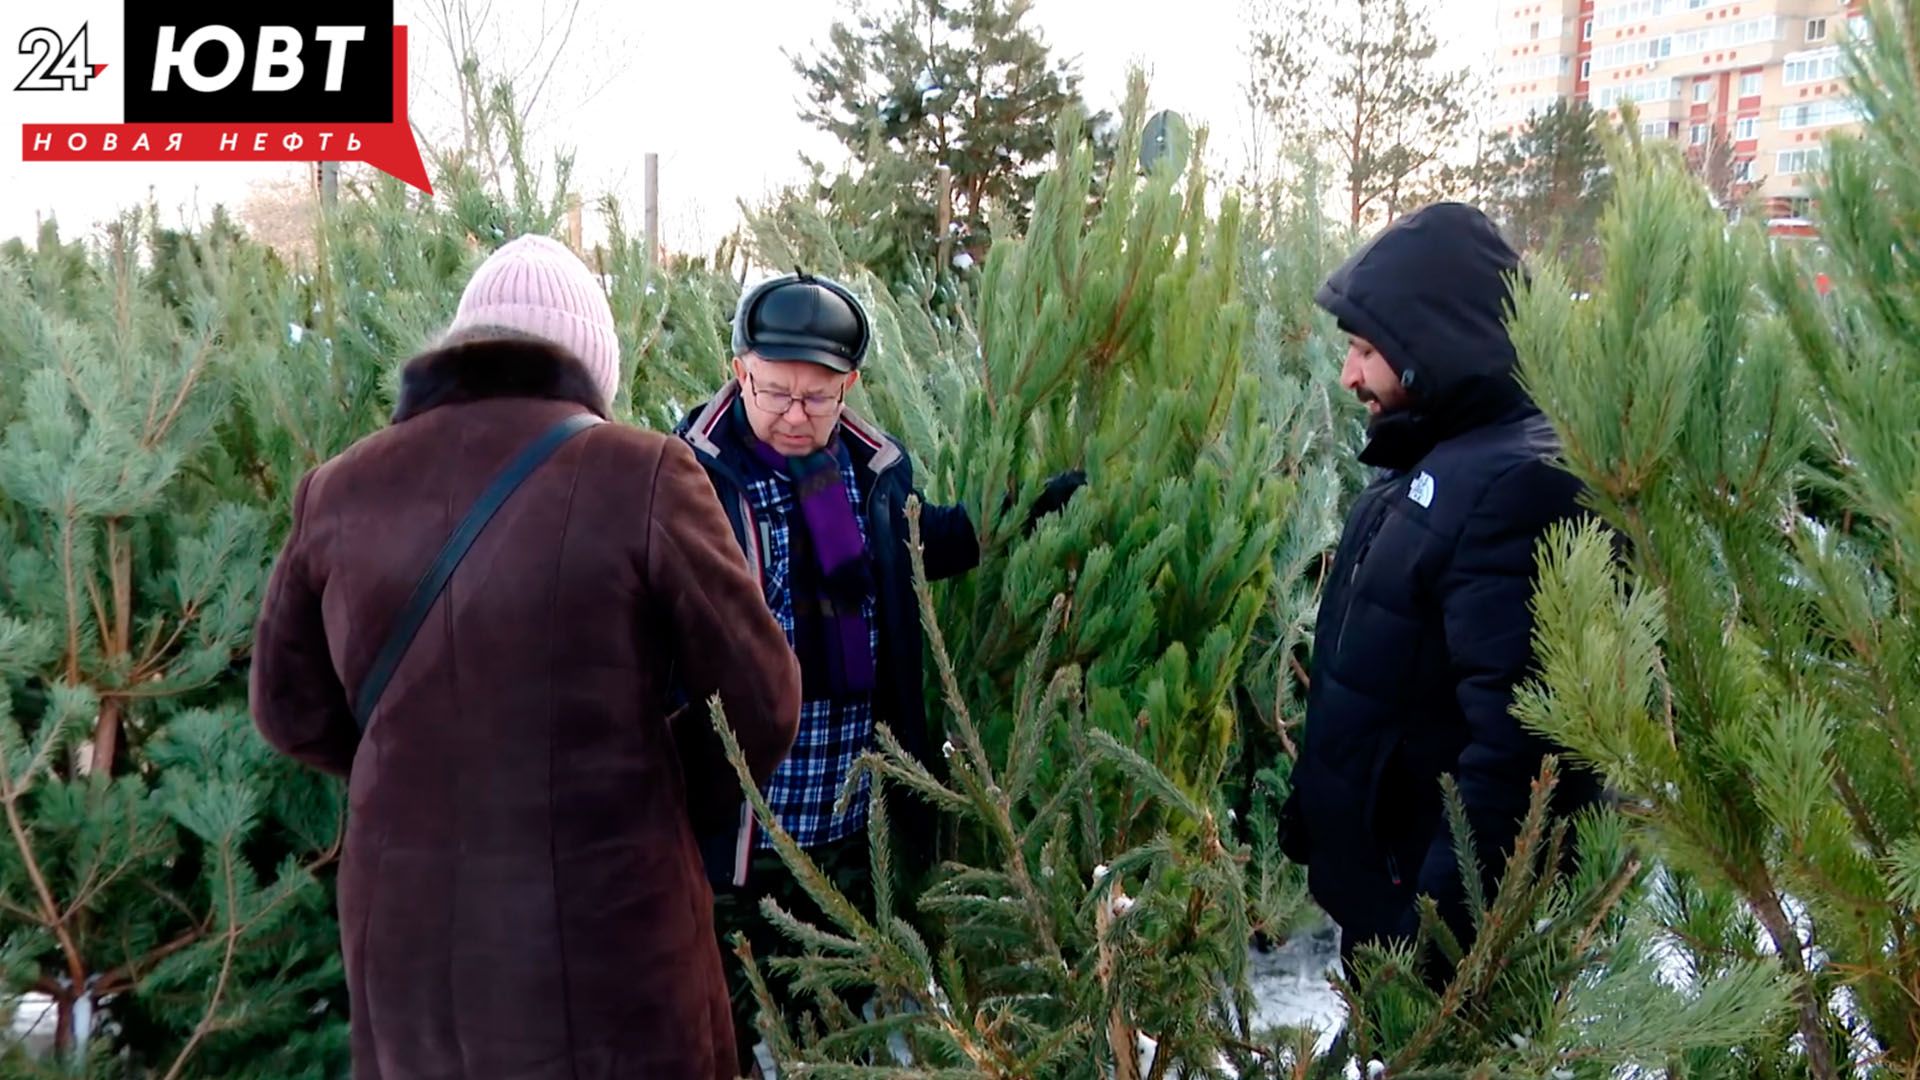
[318,161,339,207]
[567,194,583,254]
[643,152,660,267]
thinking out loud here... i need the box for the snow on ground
[4,993,57,1058]
[1249,917,1347,1044]
[2,919,1351,1071]
[750,918,1350,1078]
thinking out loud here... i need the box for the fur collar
[392,336,610,424]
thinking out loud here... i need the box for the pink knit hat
[446,234,621,406]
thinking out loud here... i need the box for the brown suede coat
[250,338,800,1079]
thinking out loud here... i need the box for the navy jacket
[674,381,979,885]
[1285,203,1603,948]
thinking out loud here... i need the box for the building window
[1503,54,1575,83]
[1806,17,1828,43]
[1779,97,1863,130]
[1740,72,1764,97]
[1734,159,1755,182]
[1735,116,1759,140]
[1594,35,1677,71]
[1776,147,1827,175]
[1594,17,1776,71]
[1695,81,1714,103]
[1581,59,1592,81]
[1500,14,1564,44]
[1597,0,1679,30]
[1584,19,1594,41]
[1786,196,1813,219]
[1784,50,1844,86]
[1691,123,1711,145]
[1598,77,1682,109]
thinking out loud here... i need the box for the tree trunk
[1750,887,1839,1080]
[89,697,121,780]
[53,991,72,1059]
[1348,117,1366,228]
[1097,879,1141,1080]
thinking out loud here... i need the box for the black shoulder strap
[353,412,604,730]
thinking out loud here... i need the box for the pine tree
[0,74,750,1073]
[903,74,1283,851]
[0,212,346,1076]
[787,0,1104,283]
[1482,99,1613,288]
[1229,174,1356,949]
[694,74,1290,1075]
[704,71,1802,1079]
[1233,169,1360,770]
[1682,122,1762,222]
[1508,5,1920,1073]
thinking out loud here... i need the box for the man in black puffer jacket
[1280,202,1602,967]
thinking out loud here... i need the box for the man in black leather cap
[675,271,1077,1075]
[1280,203,1601,975]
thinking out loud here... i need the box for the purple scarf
[747,428,877,698]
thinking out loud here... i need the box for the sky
[0,0,1502,252]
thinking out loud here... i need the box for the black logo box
[122,0,394,123]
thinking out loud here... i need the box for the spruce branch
[906,496,1062,966]
[159,833,243,1080]
[735,935,801,1066]
[705,695,1005,1073]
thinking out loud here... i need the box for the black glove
[1020,470,1086,535]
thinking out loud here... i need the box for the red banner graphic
[19,26,431,194]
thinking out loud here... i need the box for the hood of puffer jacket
[1315,202,1537,470]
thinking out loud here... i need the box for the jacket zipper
[737,494,765,585]
[1330,492,1393,660]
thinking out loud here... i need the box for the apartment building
[1493,0,1867,228]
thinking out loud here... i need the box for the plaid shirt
[742,444,881,850]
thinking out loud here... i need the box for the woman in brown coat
[250,235,800,1079]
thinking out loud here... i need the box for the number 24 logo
[17,25,105,91]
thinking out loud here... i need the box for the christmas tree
[705,72,1808,1078]
[786,0,1105,283]
[0,79,747,1072]
[0,211,347,1076]
[1509,4,1920,1073]
[904,75,1284,849]
[1230,167,1361,895]
[8,9,1918,1072]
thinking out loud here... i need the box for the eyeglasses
[746,373,846,418]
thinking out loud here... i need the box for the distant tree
[238,174,321,265]
[414,0,633,196]
[1483,99,1613,285]
[1245,0,1474,228]
[1683,122,1764,220]
[787,0,1102,283]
